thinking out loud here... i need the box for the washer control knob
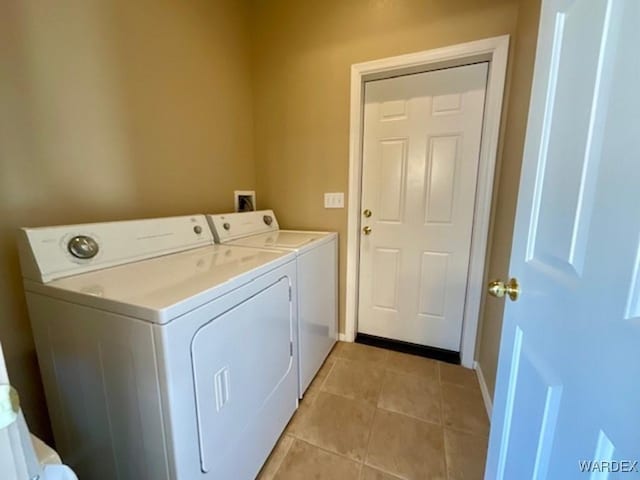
[263,215,273,226]
[193,225,203,234]
[68,235,99,259]
[223,222,231,231]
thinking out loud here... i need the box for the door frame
[344,35,510,368]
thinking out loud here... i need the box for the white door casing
[486,0,640,477]
[358,63,488,351]
[345,36,509,368]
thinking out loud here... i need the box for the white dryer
[18,215,298,480]
[207,210,337,397]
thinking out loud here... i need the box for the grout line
[362,406,378,467]
[439,371,490,438]
[375,404,443,428]
[265,434,295,480]
[439,370,450,480]
[440,379,484,392]
[290,390,380,465]
[383,366,441,381]
[373,363,386,406]
[379,367,442,393]
[317,389,379,406]
[316,389,377,407]
[361,372,387,468]
[317,357,337,390]
[309,343,467,480]
[318,385,383,407]
[294,436,365,466]
[444,424,490,438]
[382,347,391,365]
[301,355,338,407]
[443,426,450,480]
[362,461,409,480]
[324,344,481,478]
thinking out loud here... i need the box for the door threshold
[355,333,460,365]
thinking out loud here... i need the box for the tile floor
[257,341,490,480]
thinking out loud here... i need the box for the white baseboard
[338,333,351,342]
[474,361,493,419]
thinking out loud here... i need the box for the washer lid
[23,244,295,324]
[229,230,332,250]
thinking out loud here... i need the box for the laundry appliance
[207,210,337,396]
[18,215,298,479]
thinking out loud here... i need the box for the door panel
[527,0,613,277]
[380,99,408,120]
[418,252,449,317]
[625,242,640,320]
[432,93,463,114]
[372,248,401,310]
[378,140,407,222]
[425,135,460,224]
[358,63,488,350]
[487,0,640,478]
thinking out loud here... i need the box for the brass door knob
[488,278,520,301]
[363,209,372,218]
[363,226,372,235]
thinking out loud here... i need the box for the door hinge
[290,341,293,356]
[288,285,292,301]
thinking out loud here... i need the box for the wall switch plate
[324,192,344,209]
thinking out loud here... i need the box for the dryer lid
[23,245,295,324]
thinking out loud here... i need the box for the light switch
[324,192,344,209]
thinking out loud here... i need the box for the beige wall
[0,0,254,440]
[476,0,541,397]
[1,0,541,442]
[250,0,520,334]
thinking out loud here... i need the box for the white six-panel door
[357,63,488,351]
[486,0,640,477]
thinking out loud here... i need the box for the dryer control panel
[207,210,280,243]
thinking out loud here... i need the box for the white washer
[207,210,337,397]
[18,215,298,480]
